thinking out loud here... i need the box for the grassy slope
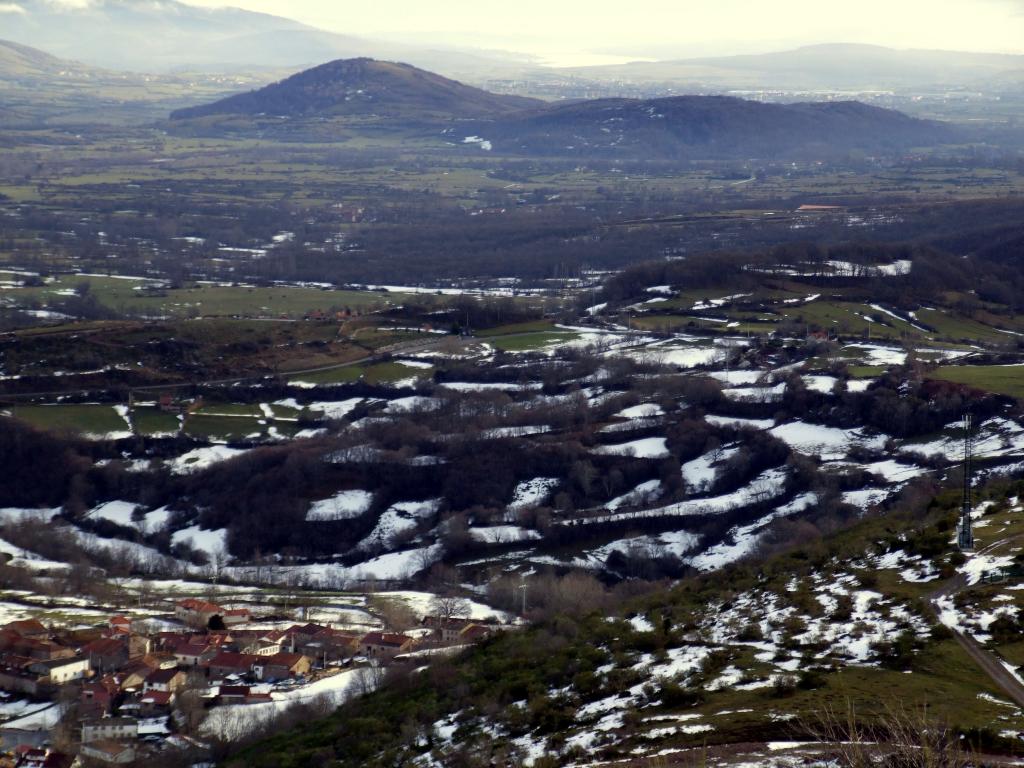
[228,480,1024,768]
[931,365,1024,399]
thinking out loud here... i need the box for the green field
[477,320,571,337]
[915,309,1018,345]
[0,273,407,319]
[183,415,265,442]
[287,361,433,386]
[931,364,1024,399]
[130,406,181,436]
[10,403,128,435]
[487,331,580,352]
[193,402,264,417]
[782,300,920,340]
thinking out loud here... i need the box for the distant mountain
[0,38,287,126]
[473,95,952,159]
[566,44,1024,92]
[0,38,82,79]
[0,0,534,78]
[170,58,541,121]
[170,58,953,158]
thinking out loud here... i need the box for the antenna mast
[958,413,974,551]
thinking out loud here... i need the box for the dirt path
[928,534,1024,708]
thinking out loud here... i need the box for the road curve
[929,535,1024,708]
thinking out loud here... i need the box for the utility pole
[958,413,975,551]
[518,579,528,616]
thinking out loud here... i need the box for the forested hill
[171,56,954,158]
[170,58,541,121]
[472,95,953,158]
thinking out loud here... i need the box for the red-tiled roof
[206,652,259,670]
[83,638,127,657]
[261,652,306,668]
[4,619,46,636]
[360,632,413,648]
[176,598,222,614]
[139,690,173,706]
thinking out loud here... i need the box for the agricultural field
[932,364,1024,400]
[0,272,408,319]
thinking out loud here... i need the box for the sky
[181,0,1024,64]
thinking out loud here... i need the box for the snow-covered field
[592,437,670,459]
[306,490,375,522]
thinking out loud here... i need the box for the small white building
[31,657,90,685]
[81,717,138,744]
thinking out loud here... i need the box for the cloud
[0,2,26,12]
[38,0,97,8]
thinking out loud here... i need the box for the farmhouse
[143,667,187,693]
[358,632,416,658]
[205,651,259,679]
[174,599,223,627]
[253,652,311,681]
[171,640,219,667]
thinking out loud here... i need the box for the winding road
[928,534,1024,708]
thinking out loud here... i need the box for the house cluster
[0,620,92,699]
[0,599,503,765]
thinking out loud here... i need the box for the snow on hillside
[704,414,775,430]
[508,478,559,514]
[306,490,374,522]
[580,530,701,567]
[900,417,1024,461]
[202,669,362,741]
[357,500,440,551]
[304,398,365,420]
[469,526,542,544]
[615,403,664,419]
[171,526,228,559]
[574,467,789,526]
[592,437,670,459]
[770,421,886,460]
[88,500,139,527]
[681,446,739,492]
[688,493,817,571]
[723,383,786,402]
[606,479,663,511]
[169,446,248,474]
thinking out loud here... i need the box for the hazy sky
[184,0,1024,64]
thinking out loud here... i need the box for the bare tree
[368,596,418,632]
[429,594,471,624]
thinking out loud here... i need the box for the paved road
[928,534,1024,708]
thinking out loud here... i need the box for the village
[0,595,505,767]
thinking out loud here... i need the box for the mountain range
[0,0,533,78]
[569,43,1024,92]
[3,1,1024,97]
[0,37,288,126]
[168,56,954,159]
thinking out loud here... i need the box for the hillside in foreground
[229,471,1024,767]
